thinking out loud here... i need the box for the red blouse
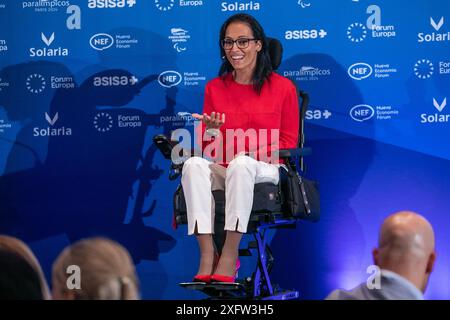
[197,72,299,166]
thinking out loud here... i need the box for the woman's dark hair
[0,249,43,300]
[218,13,272,94]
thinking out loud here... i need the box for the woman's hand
[192,112,225,130]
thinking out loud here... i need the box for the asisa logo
[93,75,138,87]
[88,0,137,8]
[158,71,182,88]
[350,104,374,122]
[306,109,332,120]
[348,63,373,80]
[90,33,114,50]
[221,1,260,12]
[285,29,327,40]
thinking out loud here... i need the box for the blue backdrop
[0,0,449,299]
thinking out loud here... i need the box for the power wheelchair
[153,38,319,300]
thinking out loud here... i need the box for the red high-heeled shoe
[210,259,241,283]
[192,253,220,283]
[193,275,212,283]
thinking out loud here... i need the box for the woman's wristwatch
[206,128,220,137]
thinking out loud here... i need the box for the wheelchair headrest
[267,38,283,71]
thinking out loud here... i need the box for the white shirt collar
[381,269,425,300]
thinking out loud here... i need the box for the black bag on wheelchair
[280,163,320,222]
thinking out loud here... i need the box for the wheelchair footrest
[179,282,245,291]
[179,281,250,299]
[260,290,299,300]
[179,282,299,300]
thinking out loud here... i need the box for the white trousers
[181,155,280,235]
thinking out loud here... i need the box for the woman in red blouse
[182,13,299,283]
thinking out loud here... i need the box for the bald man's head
[373,211,436,293]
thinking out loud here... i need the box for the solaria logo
[29,32,69,57]
[155,0,174,11]
[33,112,72,137]
[221,1,260,12]
[418,17,450,43]
[420,98,449,124]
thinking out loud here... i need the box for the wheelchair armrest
[278,147,312,159]
[153,134,179,160]
[154,134,207,180]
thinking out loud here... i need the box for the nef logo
[158,71,182,88]
[348,63,373,80]
[88,0,136,8]
[350,105,374,122]
[90,33,114,50]
[285,29,327,40]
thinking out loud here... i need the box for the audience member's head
[0,249,43,300]
[0,235,51,299]
[326,211,436,300]
[52,237,139,300]
[373,211,436,292]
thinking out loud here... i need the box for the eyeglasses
[221,38,258,50]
